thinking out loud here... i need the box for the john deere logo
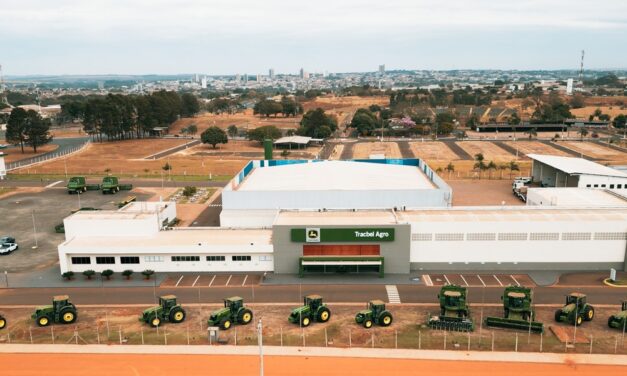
[306,228,320,242]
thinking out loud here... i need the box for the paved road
[144,139,201,159]
[0,179,227,188]
[0,284,625,306]
[5,137,90,169]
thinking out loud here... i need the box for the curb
[602,278,627,288]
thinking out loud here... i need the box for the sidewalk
[0,344,626,365]
[262,273,424,285]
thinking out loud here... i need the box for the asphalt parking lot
[424,273,536,287]
[0,187,151,272]
[160,273,263,288]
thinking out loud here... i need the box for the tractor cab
[53,295,71,311]
[305,295,323,310]
[225,296,244,311]
[160,295,178,310]
[443,290,462,308]
[566,293,587,307]
[368,300,387,316]
[506,292,526,309]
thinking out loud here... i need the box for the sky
[1,0,627,75]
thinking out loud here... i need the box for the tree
[526,128,537,139]
[281,97,302,117]
[5,107,28,153]
[181,93,200,117]
[349,108,378,136]
[487,161,497,179]
[445,162,455,178]
[82,270,95,280]
[254,100,283,117]
[300,108,337,138]
[614,114,626,129]
[570,94,585,109]
[24,110,53,153]
[578,127,588,141]
[434,112,455,136]
[101,269,114,280]
[201,126,228,148]
[122,270,134,280]
[248,125,282,142]
[473,153,487,179]
[508,160,520,179]
[142,269,155,280]
[227,125,238,138]
[162,162,172,172]
[62,271,75,281]
[183,186,197,197]
[187,124,198,137]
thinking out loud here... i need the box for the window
[206,255,226,262]
[594,184,598,188]
[232,255,252,261]
[530,233,559,241]
[594,232,627,241]
[562,232,591,241]
[610,184,615,189]
[96,257,115,264]
[434,233,464,241]
[498,233,528,241]
[618,184,623,189]
[144,256,164,262]
[601,184,606,188]
[467,233,496,241]
[411,233,433,241]
[259,255,272,261]
[71,257,91,265]
[586,184,591,188]
[121,256,140,264]
[172,256,200,262]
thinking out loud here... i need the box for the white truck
[512,177,532,202]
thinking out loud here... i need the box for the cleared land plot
[1,144,59,163]
[411,142,461,162]
[351,142,402,159]
[502,141,572,158]
[177,140,321,161]
[303,95,389,112]
[560,141,627,162]
[456,141,516,162]
[571,106,627,119]
[171,109,302,134]
[447,180,524,206]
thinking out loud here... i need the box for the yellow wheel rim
[63,313,74,322]
[577,317,582,325]
[243,313,251,322]
[174,312,184,321]
[383,316,391,324]
[321,312,329,320]
[152,318,160,326]
[366,321,372,328]
[303,318,310,326]
[588,310,594,319]
[39,317,48,326]
[0,319,5,328]
[224,321,231,329]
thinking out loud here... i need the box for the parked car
[0,237,18,255]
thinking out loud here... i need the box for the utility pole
[257,319,264,376]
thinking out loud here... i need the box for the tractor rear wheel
[60,308,77,324]
[238,308,253,325]
[301,316,311,327]
[37,315,51,327]
[607,316,616,328]
[317,307,331,322]
[554,310,562,322]
[221,319,232,330]
[584,305,594,321]
[170,307,186,323]
[150,317,161,327]
[379,313,393,327]
[0,317,6,329]
[364,319,373,328]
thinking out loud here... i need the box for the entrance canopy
[298,256,384,278]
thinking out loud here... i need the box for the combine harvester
[101,176,133,194]
[485,286,544,333]
[67,176,100,194]
[428,285,474,332]
[607,301,627,330]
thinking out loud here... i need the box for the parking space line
[423,275,433,286]
[510,275,521,287]
[208,275,216,287]
[225,275,232,286]
[493,274,503,286]
[175,275,184,287]
[476,275,486,287]
[242,275,248,286]
[443,274,451,285]
[192,275,200,287]
[45,180,63,188]
[459,275,469,286]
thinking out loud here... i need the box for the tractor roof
[306,294,322,299]
[443,291,462,297]
[53,295,69,301]
[161,294,177,300]
[569,292,586,298]
[507,292,527,299]
[227,296,243,301]
[370,299,386,305]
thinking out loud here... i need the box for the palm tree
[498,163,508,179]
[508,160,520,179]
[578,128,588,141]
[445,162,455,179]
[487,161,497,179]
[473,153,487,179]
[526,127,537,140]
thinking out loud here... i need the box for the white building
[0,152,6,180]
[526,187,627,207]
[528,154,627,191]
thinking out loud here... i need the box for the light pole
[4,270,8,288]
[31,209,38,249]
[257,319,264,376]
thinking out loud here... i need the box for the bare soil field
[456,141,517,162]
[303,95,389,112]
[0,305,624,355]
[429,160,532,180]
[352,142,402,159]
[466,130,560,140]
[328,144,344,160]
[447,180,523,206]
[171,110,302,134]
[571,106,627,119]
[501,141,572,158]
[411,142,462,162]
[49,126,86,138]
[561,141,627,163]
[1,144,59,163]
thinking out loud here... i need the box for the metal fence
[6,140,90,171]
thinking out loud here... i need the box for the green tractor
[485,286,544,333]
[607,301,627,330]
[101,176,120,194]
[355,300,393,328]
[428,285,474,332]
[31,295,78,327]
[554,292,594,326]
[0,313,6,330]
[288,295,331,327]
[139,295,186,327]
[206,296,254,330]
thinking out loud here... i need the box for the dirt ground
[0,305,625,355]
[49,126,86,139]
[446,180,524,206]
[352,142,402,159]
[571,106,627,119]
[411,142,462,162]
[501,141,573,158]
[328,144,344,160]
[1,144,59,163]
[171,109,302,134]
[560,141,627,163]
[456,141,517,162]
[303,95,389,112]
[178,140,321,161]
[428,160,532,180]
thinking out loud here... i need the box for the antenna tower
[578,50,585,82]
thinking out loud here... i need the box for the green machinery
[101,176,133,194]
[0,314,6,330]
[354,300,393,328]
[139,295,186,327]
[67,176,100,194]
[554,292,595,326]
[428,285,474,332]
[288,295,331,327]
[607,301,627,330]
[263,138,273,160]
[31,295,78,327]
[485,286,544,333]
[206,296,253,330]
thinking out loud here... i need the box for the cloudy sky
[2,0,626,75]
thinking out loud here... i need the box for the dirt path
[0,353,622,376]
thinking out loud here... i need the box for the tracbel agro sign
[291,228,395,242]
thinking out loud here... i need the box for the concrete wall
[272,224,411,274]
[578,175,627,191]
[64,215,160,239]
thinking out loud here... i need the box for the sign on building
[292,228,395,242]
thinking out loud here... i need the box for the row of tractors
[1,289,626,334]
[66,176,133,195]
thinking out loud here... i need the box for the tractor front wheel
[317,308,331,323]
[37,315,51,327]
[573,315,583,326]
[238,308,253,325]
[584,305,594,321]
[380,313,393,327]
[0,317,6,329]
[301,316,311,327]
[60,308,77,324]
[363,319,373,329]
[170,307,186,323]
[150,317,161,327]
[221,319,232,330]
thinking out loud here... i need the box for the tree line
[5,108,53,153]
[253,97,304,117]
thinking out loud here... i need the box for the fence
[5,140,90,172]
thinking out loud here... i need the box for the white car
[0,242,18,255]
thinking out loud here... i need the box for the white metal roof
[527,154,627,178]
[526,188,627,207]
[238,161,435,191]
[275,210,398,225]
[273,136,314,145]
[397,207,627,222]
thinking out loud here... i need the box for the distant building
[201,76,207,89]
[379,64,385,74]
[299,68,305,79]
[303,71,310,80]
[269,68,275,79]
[566,78,574,95]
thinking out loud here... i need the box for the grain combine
[485,286,544,333]
[607,301,627,330]
[428,285,474,332]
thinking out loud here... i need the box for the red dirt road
[0,353,623,376]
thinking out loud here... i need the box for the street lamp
[31,209,38,249]
[257,319,264,376]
